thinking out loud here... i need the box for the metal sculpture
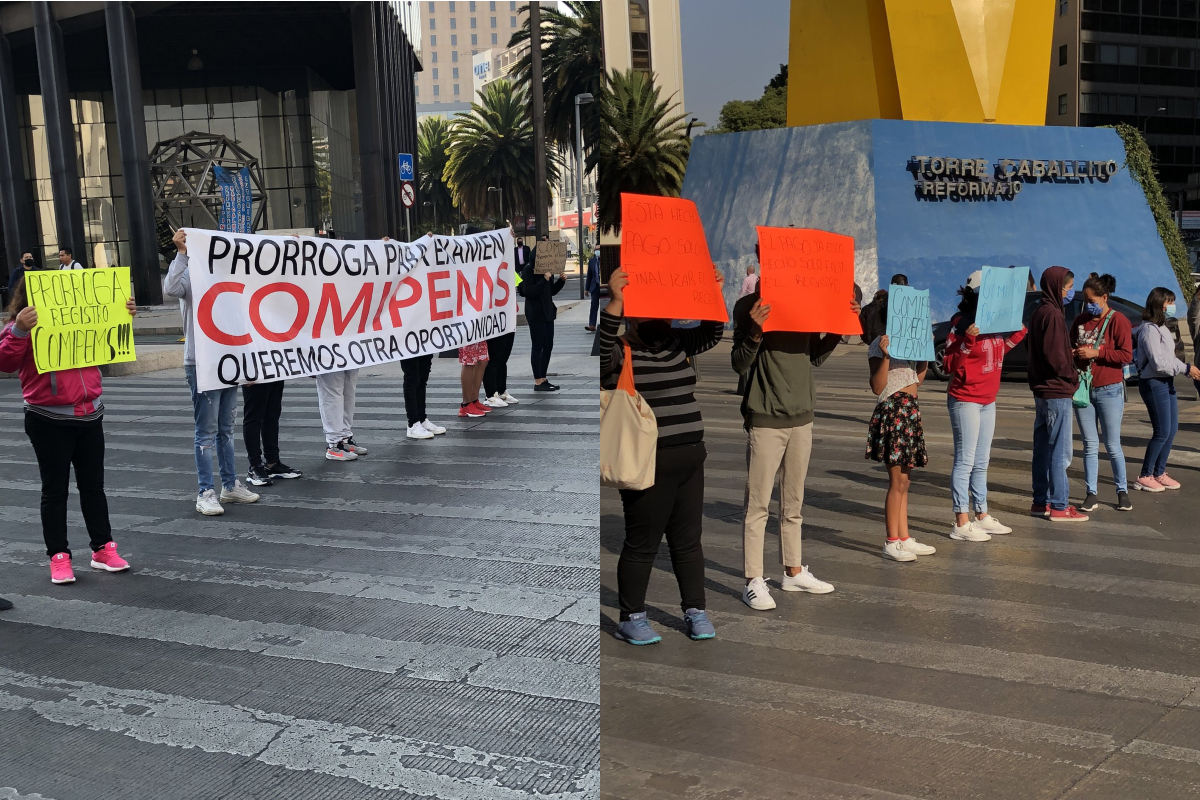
[148,131,266,232]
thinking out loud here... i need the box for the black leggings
[242,381,284,468]
[483,331,516,396]
[528,320,555,380]
[617,442,707,619]
[25,412,112,557]
[401,354,434,426]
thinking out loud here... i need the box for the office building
[601,0,684,111]
[415,0,525,117]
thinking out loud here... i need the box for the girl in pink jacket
[0,277,135,585]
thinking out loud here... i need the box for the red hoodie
[0,321,105,418]
[944,319,1027,404]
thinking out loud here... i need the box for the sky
[680,0,791,130]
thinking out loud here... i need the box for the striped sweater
[598,311,723,448]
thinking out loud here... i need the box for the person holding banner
[402,354,447,440]
[600,267,723,645]
[458,340,492,417]
[1070,273,1133,511]
[0,279,135,584]
[865,298,936,563]
[166,230,262,513]
[242,380,303,486]
[942,270,1026,541]
[1027,266,1087,522]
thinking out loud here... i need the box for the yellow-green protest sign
[24,267,136,373]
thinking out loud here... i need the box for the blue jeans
[947,397,995,514]
[1138,377,1178,478]
[185,365,238,493]
[1073,382,1127,494]
[1032,397,1074,510]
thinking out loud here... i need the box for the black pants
[401,354,433,426]
[528,319,555,380]
[25,412,112,558]
[242,381,284,468]
[483,332,516,396]
[617,442,707,619]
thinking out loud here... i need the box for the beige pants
[742,423,813,578]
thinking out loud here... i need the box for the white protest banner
[184,228,516,392]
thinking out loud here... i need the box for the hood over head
[1040,266,1071,305]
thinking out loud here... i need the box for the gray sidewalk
[0,301,599,799]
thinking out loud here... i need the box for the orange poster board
[620,193,728,322]
[757,226,862,335]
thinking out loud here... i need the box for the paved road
[602,338,1200,800]
[0,302,599,799]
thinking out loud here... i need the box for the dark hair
[890,274,908,286]
[6,273,26,320]
[1083,272,1116,297]
[1142,286,1175,326]
[1026,271,1036,291]
[58,246,71,256]
[865,293,889,343]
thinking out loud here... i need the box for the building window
[431,51,438,63]
[1059,44,1068,65]
[470,17,477,28]
[1059,0,1068,15]
[428,1,435,11]
[452,50,459,62]
[453,67,459,79]
[453,84,460,95]
[490,1,496,9]
[448,1,455,10]
[491,16,497,27]
[450,17,457,29]
[629,0,652,71]
[415,85,419,96]
[433,85,440,96]
[469,1,476,10]
[471,33,478,45]
[510,1,516,9]
[451,34,457,45]
[491,33,498,44]
[1058,94,1068,115]
[510,15,517,26]
[430,35,437,46]
[432,68,439,79]
[429,17,435,29]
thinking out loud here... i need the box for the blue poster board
[976,265,1029,334]
[886,285,935,361]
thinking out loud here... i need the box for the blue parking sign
[397,153,414,181]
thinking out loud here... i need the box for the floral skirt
[866,391,929,468]
[458,341,489,366]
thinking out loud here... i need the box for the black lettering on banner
[301,240,317,275]
[270,349,287,377]
[297,346,316,373]
[317,345,335,370]
[384,243,398,275]
[373,338,387,361]
[285,349,299,375]
[243,352,261,382]
[342,243,361,276]
[364,246,380,275]
[255,239,282,275]
[387,336,402,359]
[217,354,240,385]
[318,242,342,276]
[430,326,445,350]
[348,340,367,366]
[282,239,300,275]
[332,343,347,369]
[208,235,232,274]
[405,331,420,354]
[259,350,276,381]
[231,238,254,274]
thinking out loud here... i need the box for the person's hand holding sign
[607,268,629,318]
[749,300,772,342]
[173,228,187,254]
[878,334,890,357]
[967,324,980,337]
[14,305,36,332]
[126,297,138,318]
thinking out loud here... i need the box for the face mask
[634,320,672,345]
[1165,303,1177,317]
[1085,302,1102,316]
[1063,289,1075,305]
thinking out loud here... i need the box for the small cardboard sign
[534,240,568,275]
[25,267,136,374]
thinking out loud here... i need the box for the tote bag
[600,341,658,490]
[1073,311,1114,408]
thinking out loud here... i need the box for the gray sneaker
[196,489,224,516]
[614,612,662,645]
[220,480,260,504]
[684,608,715,640]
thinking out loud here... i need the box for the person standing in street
[731,280,858,609]
[523,237,566,392]
[57,247,83,270]
[315,368,365,461]
[401,354,447,440]
[5,250,33,301]
[1188,289,1200,400]
[166,229,261,513]
[458,340,492,417]
[0,276,135,584]
[585,249,601,332]
[601,267,724,645]
[1134,287,1200,492]
[482,331,519,407]
[942,270,1026,541]
[1027,266,1087,521]
[242,380,303,487]
[739,264,759,297]
[1070,273,1133,511]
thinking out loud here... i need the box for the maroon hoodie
[1027,266,1079,399]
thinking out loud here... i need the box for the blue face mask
[1085,301,1102,316]
[1165,303,1177,317]
[1063,288,1075,305]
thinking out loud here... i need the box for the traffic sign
[401,182,415,209]
[397,152,414,182]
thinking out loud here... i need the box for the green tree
[507,1,603,153]
[417,115,457,233]
[590,69,691,233]
[444,79,559,222]
[708,63,789,134]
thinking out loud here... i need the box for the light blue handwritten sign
[886,285,935,361]
[976,265,1029,334]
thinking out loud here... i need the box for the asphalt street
[0,299,599,800]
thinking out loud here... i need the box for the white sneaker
[407,423,435,440]
[897,537,936,556]
[483,393,509,408]
[972,515,1012,535]
[742,576,777,610]
[220,481,260,504]
[421,419,447,435]
[950,522,992,542]
[781,565,834,594]
[499,391,519,404]
[882,540,917,562]
[195,489,224,516]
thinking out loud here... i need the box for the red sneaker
[1029,503,1050,518]
[49,552,75,584]
[90,541,130,572]
[468,401,492,415]
[459,404,486,418]
[1049,506,1089,522]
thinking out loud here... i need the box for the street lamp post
[487,186,503,230]
[575,92,593,298]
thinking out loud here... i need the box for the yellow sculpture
[787,0,1053,126]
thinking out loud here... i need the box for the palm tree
[417,115,456,233]
[507,1,602,153]
[444,79,559,222]
[590,69,691,233]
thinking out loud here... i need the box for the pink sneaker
[1134,475,1165,493]
[1155,473,1180,490]
[90,541,130,572]
[49,552,75,584]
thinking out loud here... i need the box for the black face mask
[22,259,33,268]
[635,320,672,346]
